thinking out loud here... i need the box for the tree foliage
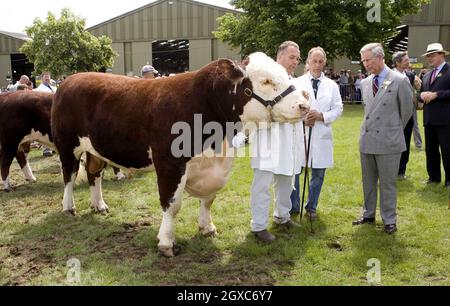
[214,0,431,60]
[20,8,117,77]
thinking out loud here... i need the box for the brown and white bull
[0,91,54,192]
[52,52,309,256]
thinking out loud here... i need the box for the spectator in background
[35,72,56,156]
[141,65,159,79]
[36,72,56,93]
[392,51,419,180]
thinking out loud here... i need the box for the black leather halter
[244,85,297,108]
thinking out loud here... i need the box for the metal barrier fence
[339,84,362,103]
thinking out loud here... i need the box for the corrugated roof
[88,0,240,30]
[0,30,30,41]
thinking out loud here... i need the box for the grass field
[0,105,449,286]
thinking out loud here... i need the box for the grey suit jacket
[359,68,414,155]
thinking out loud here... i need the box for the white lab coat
[35,83,56,93]
[294,72,343,168]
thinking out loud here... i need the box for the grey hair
[360,43,385,59]
[307,46,327,62]
[392,51,408,67]
[277,41,300,57]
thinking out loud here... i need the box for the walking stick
[300,123,313,232]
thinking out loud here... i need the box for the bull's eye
[262,79,273,86]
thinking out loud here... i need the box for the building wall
[132,42,152,76]
[212,39,241,61]
[189,39,212,71]
[0,35,24,54]
[111,43,125,75]
[0,54,12,87]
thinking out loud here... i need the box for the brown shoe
[305,210,318,221]
[352,217,375,226]
[253,230,276,243]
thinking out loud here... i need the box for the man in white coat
[35,72,56,156]
[292,47,343,220]
[250,41,304,243]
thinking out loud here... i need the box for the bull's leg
[15,150,36,183]
[1,144,18,192]
[85,153,109,214]
[198,194,217,237]
[60,150,80,216]
[157,172,188,257]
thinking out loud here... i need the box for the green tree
[20,8,117,78]
[214,0,430,60]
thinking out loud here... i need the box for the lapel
[431,63,448,88]
[366,69,394,115]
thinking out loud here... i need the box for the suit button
[366,130,369,133]
[366,116,369,120]
[377,131,380,134]
[377,117,380,120]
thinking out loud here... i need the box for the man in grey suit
[353,43,414,234]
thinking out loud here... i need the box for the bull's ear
[218,59,245,81]
[240,56,250,70]
[302,90,310,101]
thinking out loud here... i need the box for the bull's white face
[240,52,310,125]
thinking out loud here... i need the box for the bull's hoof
[158,244,181,257]
[25,177,37,183]
[91,203,110,215]
[199,224,217,237]
[63,209,76,217]
[3,188,11,193]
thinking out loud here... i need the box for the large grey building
[87,0,241,76]
[0,30,31,88]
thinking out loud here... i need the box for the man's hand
[420,91,438,104]
[305,110,324,127]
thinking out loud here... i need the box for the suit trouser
[251,169,293,232]
[425,125,450,183]
[361,153,401,225]
[399,117,414,175]
[412,109,423,148]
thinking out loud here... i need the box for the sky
[0,0,234,34]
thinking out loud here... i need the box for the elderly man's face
[398,55,410,71]
[308,51,326,77]
[277,46,300,76]
[361,51,384,75]
[426,52,445,68]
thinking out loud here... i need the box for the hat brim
[421,50,450,57]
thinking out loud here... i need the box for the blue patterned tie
[373,75,379,96]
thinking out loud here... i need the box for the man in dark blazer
[418,43,450,188]
[392,51,421,179]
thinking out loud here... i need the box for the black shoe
[384,224,397,234]
[445,181,450,188]
[352,217,375,226]
[398,174,407,180]
[305,210,318,221]
[253,230,276,243]
[275,220,301,229]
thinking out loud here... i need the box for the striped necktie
[373,75,379,96]
[430,69,438,84]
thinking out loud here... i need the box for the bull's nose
[299,105,310,112]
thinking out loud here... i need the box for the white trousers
[250,169,293,232]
